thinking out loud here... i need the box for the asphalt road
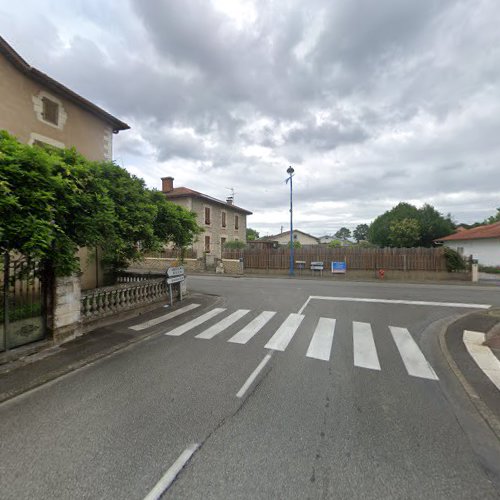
[1,276,500,499]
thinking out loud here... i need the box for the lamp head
[287,166,294,175]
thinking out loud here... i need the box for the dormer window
[42,97,59,125]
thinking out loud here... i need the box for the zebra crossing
[130,305,439,381]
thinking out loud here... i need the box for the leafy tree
[327,239,342,248]
[246,228,260,241]
[418,203,454,247]
[485,208,500,224]
[353,224,369,242]
[368,202,453,248]
[334,227,351,240]
[388,218,421,248]
[0,131,200,275]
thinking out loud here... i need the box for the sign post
[166,266,185,306]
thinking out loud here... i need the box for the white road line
[195,309,251,339]
[165,308,226,336]
[265,313,305,351]
[389,326,438,380]
[143,443,199,500]
[228,311,276,344]
[306,318,336,361]
[129,303,201,331]
[353,321,381,371]
[307,296,491,309]
[297,297,312,315]
[236,353,272,398]
[463,330,500,390]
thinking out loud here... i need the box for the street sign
[310,261,324,271]
[331,261,347,273]
[167,266,184,277]
[167,275,185,285]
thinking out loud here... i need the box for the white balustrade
[81,278,167,322]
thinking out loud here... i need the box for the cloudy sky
[2,0,499,237]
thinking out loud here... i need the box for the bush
[479,265,500,274]
[443,247,466,272]
[223,240,246,249]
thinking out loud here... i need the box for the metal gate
[1,253,47,352]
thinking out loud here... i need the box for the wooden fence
[222,247,447,272]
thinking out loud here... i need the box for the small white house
[435,222,500,267]
[259,230,319,246]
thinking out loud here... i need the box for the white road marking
[306,318,336,361]
[236,353,272,398]
[228,311,276,344]
[463,330,500,390]
[353,321,381,370]
[389,326,438,380]
[165,308,226,336]
[265,313,305,351]
[129,303,201,331]
[195,309,251,339]
[304,296,490,309]
[297,297,312,315]
[143,443,199,500]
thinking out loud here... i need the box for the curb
[439,313,500,441]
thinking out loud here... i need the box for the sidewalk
[442,307,500,439]
[0,293,220,404]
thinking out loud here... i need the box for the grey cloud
[1,0,499,234]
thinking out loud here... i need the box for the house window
[42,97,59,125]
[235,215,239,230]
[457,247,464,255]
[221,211,226,228]
[205,235,211,253]
[205,207,211,225]
[221,237,226,249]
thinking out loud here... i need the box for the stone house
[0,35,129,289]
[259,230,319,246]
[435,222,500,267]
[161,177,252,259]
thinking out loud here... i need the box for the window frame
[204,235,211,253]
[204,206,211,225]
[42,96,59,125]
[235,215,239,230]
[221,211,226,228]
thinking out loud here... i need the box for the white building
[435,222,500,267]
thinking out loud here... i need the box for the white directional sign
[167,275,185,285]
[167,266,184,277]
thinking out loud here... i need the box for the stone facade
[161,177,252,259]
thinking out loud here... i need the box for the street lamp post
[286,166,295,276]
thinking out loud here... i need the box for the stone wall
[130,258,203,273]
[243,268,471,281]
[221,259,244,275]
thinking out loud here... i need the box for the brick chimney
[161,176,174,193]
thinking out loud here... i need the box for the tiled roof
[165,187,252,215]
[258,230,319,242]
[435,222,500,242]
[0,36,129,132]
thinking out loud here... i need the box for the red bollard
[378,269,385,279]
